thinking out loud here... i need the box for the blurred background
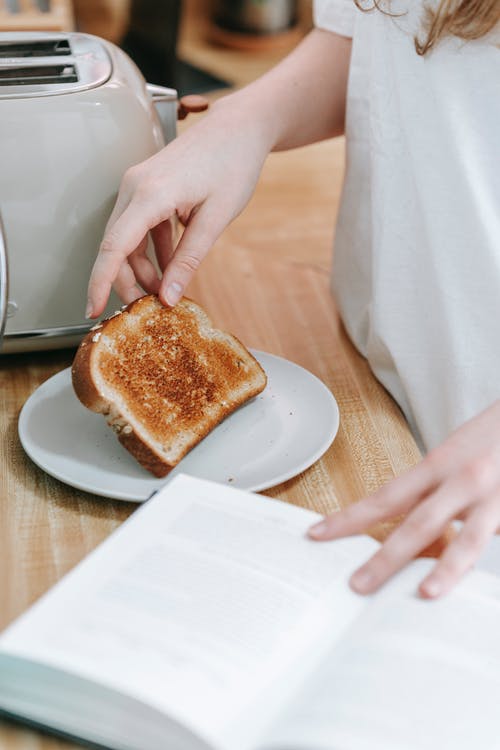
[0,0,313,95]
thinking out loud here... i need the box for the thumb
[159,204,226,306]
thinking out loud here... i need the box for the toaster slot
[0,34,111,96]
[0,64,78,85]
[0,39,72,58]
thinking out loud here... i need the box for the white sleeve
[313,0,356,38]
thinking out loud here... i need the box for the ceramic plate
[18,351,339,501]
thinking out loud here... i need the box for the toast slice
[72,295,267,477]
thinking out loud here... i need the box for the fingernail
[85,300,93,319]
[308,521,328,539]
[421,579,441,598]
[350,568,375,593]
[165,282,183,307]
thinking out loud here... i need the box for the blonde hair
[354,0,500,54]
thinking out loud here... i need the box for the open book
[1,474,500,750]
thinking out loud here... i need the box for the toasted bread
[72,295,267,477]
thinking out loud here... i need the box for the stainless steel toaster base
[1,325,92,354]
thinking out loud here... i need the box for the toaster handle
[146,83,179,145]
[0,214,8,351]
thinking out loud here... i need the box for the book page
[0,474,378,750]
[261,559,500,750]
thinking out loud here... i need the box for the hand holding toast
[86,97,271,319]
[86,29,351,319]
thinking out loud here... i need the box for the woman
[86,0,500,598]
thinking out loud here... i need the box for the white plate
[18,351,339,502]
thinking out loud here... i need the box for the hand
[85,28,352,319]
[308,400,500,598]
[86,97,271,318]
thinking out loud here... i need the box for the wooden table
[0,126,424,747]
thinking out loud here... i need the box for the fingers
[87,195,222,316]
[87,193,176,317]
[158,202,227,307]
[151,219,175,272]
[128,239,161,296]
[347,491,460,595]
[347,460,500,595]
[113,261,144,306]
[419,498,500,598]
[308,445,500,598]
[308,459,440,541]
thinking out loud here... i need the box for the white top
[314,0,500,451]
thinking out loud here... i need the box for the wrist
[208,88,282,153]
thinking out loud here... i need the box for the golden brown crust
[71,331,103,410]
[71,295,267,477]
[118,430,173,478]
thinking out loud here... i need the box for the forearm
[210,28,351,152]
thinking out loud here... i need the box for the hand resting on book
[309,400,500,599]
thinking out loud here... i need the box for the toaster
[0,31,179,354]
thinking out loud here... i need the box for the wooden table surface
[0,132,423,748]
